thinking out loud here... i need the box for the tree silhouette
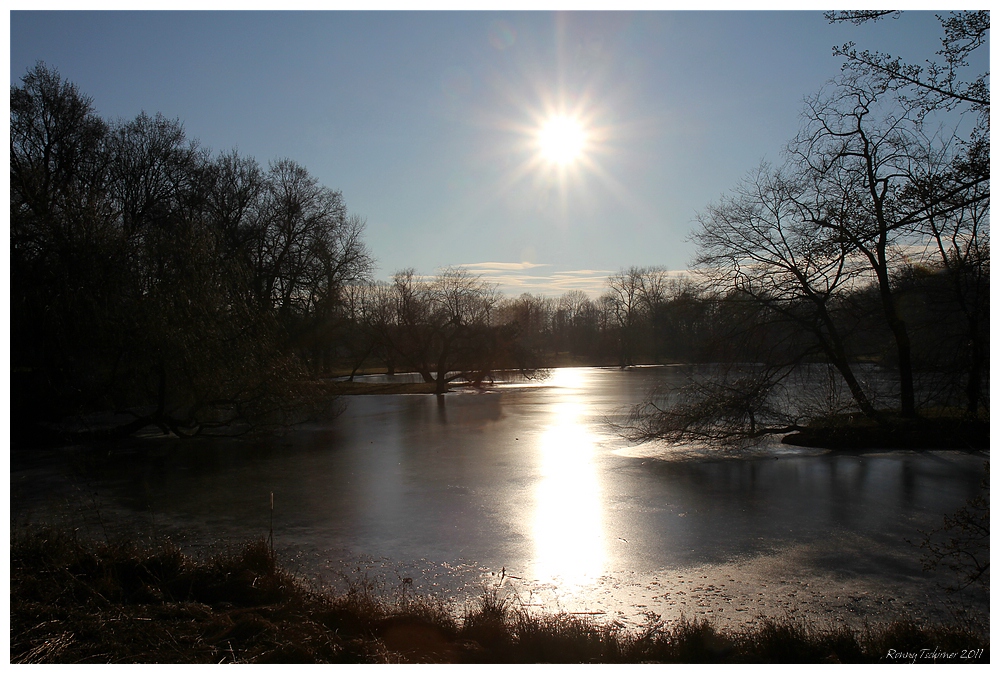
[10,63,373,441]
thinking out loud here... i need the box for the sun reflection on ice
[532,371,606,590]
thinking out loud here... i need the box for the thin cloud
[460,261,553,271]
[454,263,616,298]
[551,269,615,278]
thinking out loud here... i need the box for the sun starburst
[537,115,587,165]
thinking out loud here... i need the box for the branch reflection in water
[532,368,606,589]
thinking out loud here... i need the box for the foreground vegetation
[11,529,988,664]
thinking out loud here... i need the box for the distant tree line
[335,253,985,418]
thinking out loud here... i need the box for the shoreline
[323,372,990,452]
[11,528,989,664]
[16,364,987,453]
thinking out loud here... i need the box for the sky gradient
[9,9,960,297]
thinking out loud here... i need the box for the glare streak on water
[534,399,605,589]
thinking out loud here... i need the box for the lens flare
[488,19,516,51]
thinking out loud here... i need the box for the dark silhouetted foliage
[11,63,373,442]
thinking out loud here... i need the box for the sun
[537,115,587,165]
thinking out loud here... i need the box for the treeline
[11,64,375,439]
[336,266,800,376]
[337,261,987,411]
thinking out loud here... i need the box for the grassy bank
[11,529,988,664]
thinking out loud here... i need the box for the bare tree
[826,12,988,414]
[605,267,669,367]
[617,363,805,449]
[636,266,671,362]
[828,10,989,121]
[497,293,554,358]
[557,289,592,322]
[693,164,878,416]
[621,60,989,445]
[552,289,599,358]
[383,268,501,394]
[903,142,989,416]
[604,268,643,367]
[791,76,988,417]
[11,63,115,431]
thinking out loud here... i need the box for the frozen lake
[11,366,988,628]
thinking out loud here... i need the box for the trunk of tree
[348,342,375,382]
[810,300,879,418]
[434,344,451,395]
[872,267,917,418]
[435,375,448,396]
[966,314,985,417]
[822,346,878,418]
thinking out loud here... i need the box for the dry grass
[10,528,989,664]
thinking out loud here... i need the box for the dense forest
[10,12,989,446]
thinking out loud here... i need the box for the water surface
[12,367,987,626]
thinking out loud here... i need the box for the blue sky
[9,9,961,296]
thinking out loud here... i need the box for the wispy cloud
[459,261,553,271]
[452,263,615,298]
